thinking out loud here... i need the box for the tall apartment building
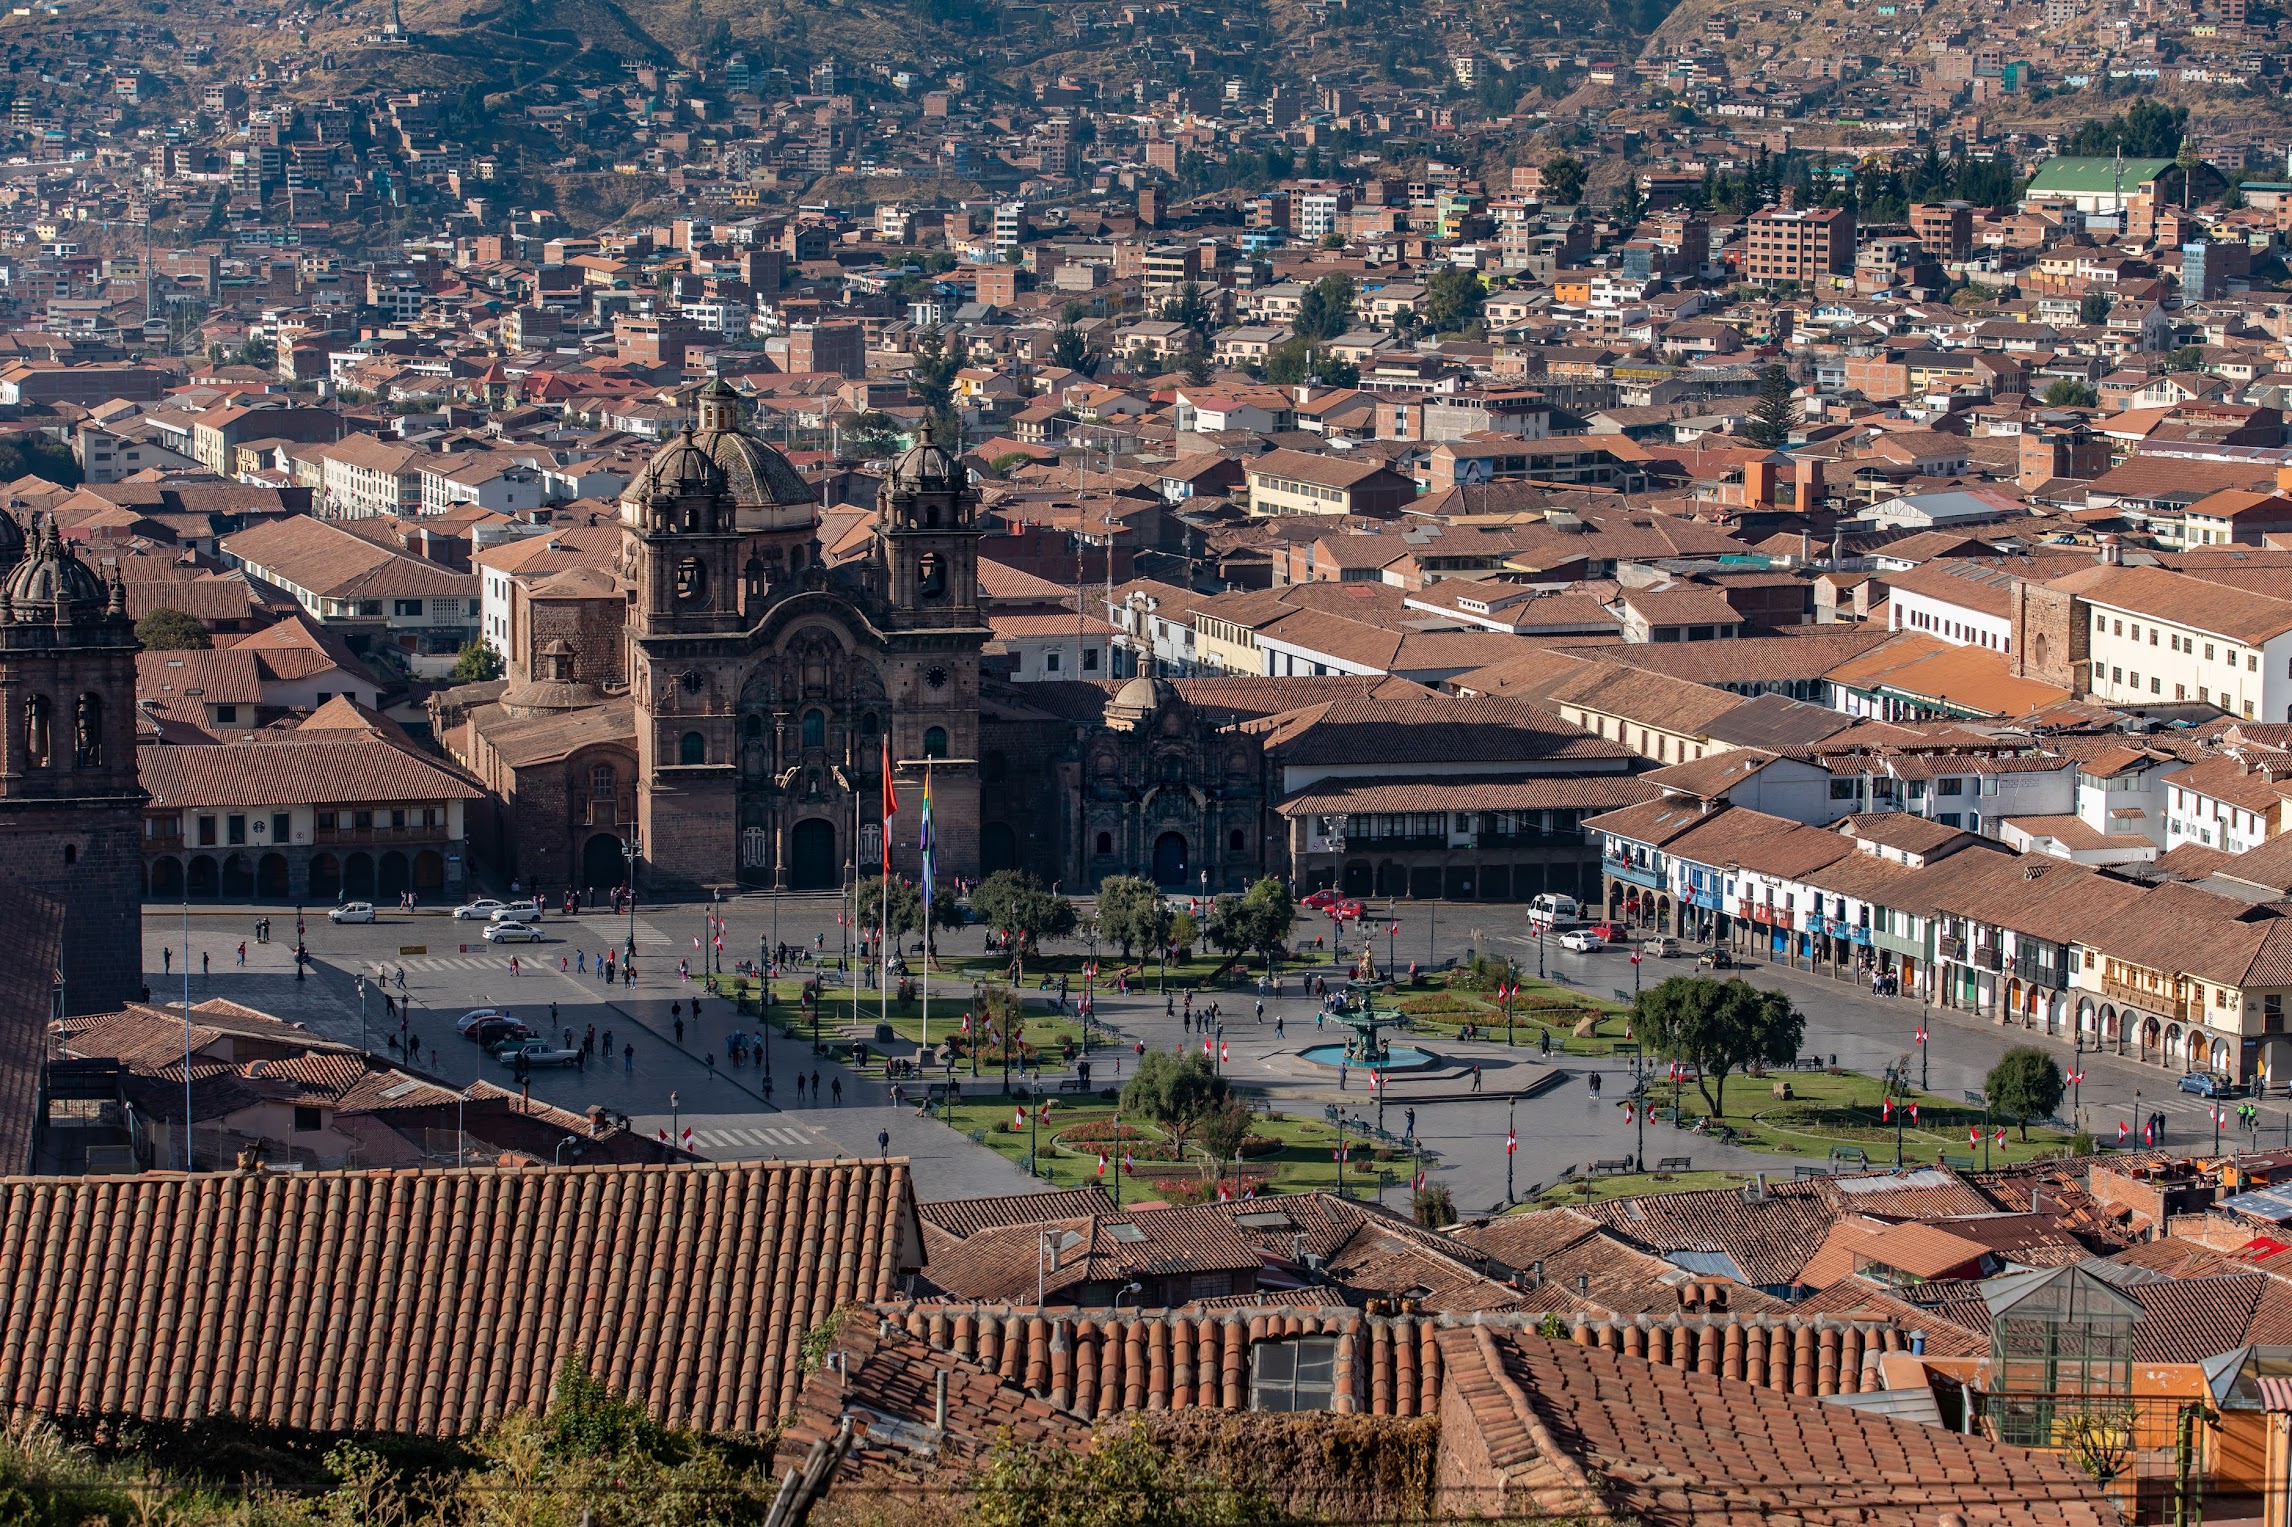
[1910,201,1974,261]
[1742,203,1856,285]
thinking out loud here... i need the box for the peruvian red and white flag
[1915,1024,1927,1045]
[1202,1034,1213,1055]
[1909,1104,1919,1123]
[1122,1151,1134,1175]
[1220,1041,1230,1063]
[1993,1126,2008,1145]
[1368,1070,1382,1093]
[1013,1106,1027,1130]
[1622,1102,1635,1126]
[1969,1124,1981,1147]
[2118,1120,2132,1142]
[1096,1152,1108,1177]
[680,1127,693,1149]
[1218,1181,1232,1201]
[1506,1126,1517,1156]
[1881,1098,1893,1122]
[657,1128,669,1143]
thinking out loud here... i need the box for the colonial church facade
[447,382,990,895]
[0,512,146,1014]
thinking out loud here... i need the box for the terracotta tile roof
[140,736,483,809]
[2129,1272,2268,1363]
[872,1302,1908,1420]
[1795,1217,1996,1289]
[1541,658,1747,736]
[1275,773,1661,817]
[0,1160,920,1435]
[1579,1177,1846,1288]
[1445,1325,2116,1527]
[918,1185,1115,1241]
[2050,562,2292,645]
[0,886,63,1173]
[1252,694,1628,768]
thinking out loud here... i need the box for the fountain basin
[1298,1042,1439,1071]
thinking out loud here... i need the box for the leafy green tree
[1177,333,1211,387]
[450,643,505,683]
[134,607,210,650]
[1632,975,1805,1117]
[1238,875,1294,959]
[1161,280,1214,336]
[856,875,925,941]
[2164,344,2207,372]
[1049,323,1089,370]
[1615,177,1647,228]
[1987,1046,2065,1140]
[1420,268,1486,335]
[1743,363,1797,448]
[1541,153,1586,204]
[841,409,905,457]
[1412,1182,1457,1228]
[1094,875,1171,958]
[971,1418,1270,1527]
[1202,893,1253,957]
[2080,290,2114,325]
[2066,98,2187,158]
[908,325,963,414]
[1194,1096,1257,1183]
[2043,377,2099,408]
[970,868,1076,952]
[1292,273,1355,340]
[1119,1050,1231,1148]
[1168,907,1199,955]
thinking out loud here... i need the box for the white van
[1527,893,1583,930]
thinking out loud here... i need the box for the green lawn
[934,1094,1426,1204]
[1386,980,1634,1055]
[1617,1069,2076,1172]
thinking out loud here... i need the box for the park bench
[1654,1156,1693,1173]
[1590,1157,1633,1176]
[1942,1152,1976,1172]
[1056,1077,1091,1093]
[1793,1164,1832,1179]
[1829,1146,1869,1166]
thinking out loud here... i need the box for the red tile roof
[0,1160,920,1435]
[1443,1325,2116,1527]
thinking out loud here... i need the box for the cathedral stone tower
[0,514,145,1014]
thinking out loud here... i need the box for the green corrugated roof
[2024,156,2176,194]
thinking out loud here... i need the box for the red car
[1585,922,1626,943]
[1301,889,1342,912]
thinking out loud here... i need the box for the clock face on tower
[925,666,948,690]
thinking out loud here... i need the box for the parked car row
[454,1008,579,1069]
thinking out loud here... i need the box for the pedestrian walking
[674,1016,685,1044]
[794,1074,806,1103]
[1339,1062,1348,1091]
[624,1043,633,1073]
[237,942,247,966]
[1470,1064,1482,1093]
[509,955,521,978]
[1405,1106,1416,1139]
[601,1027,613,1057]
[1275,1015,1285,1038]
[811,1068,822,1099]
[831,1078,842,1106]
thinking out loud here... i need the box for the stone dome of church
[499,638,604,717]
[5,516,110,624]
[692,378,814,510]
[887,421,965,493]
[627,428,727,503]
[1105,674,1180,730]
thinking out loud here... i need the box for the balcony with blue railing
[1602,850,1667,889]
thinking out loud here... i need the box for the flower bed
[1052,1120,1187,1161]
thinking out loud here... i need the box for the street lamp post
[621,832,641,965]
[1916,1021,1928,1091]
[1506,1094,1517,1205]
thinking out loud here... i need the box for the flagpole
[920,757,932,1050]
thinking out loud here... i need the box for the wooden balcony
[2101,972,2188,1021]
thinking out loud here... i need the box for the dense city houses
[12,0,2292,1510]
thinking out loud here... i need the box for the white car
[329,902,377,924]
[489,900,543,924]
[454,1007,506,1035]
[482,921,545,944]
[1558,929,1606,953]
[454,899,506,922]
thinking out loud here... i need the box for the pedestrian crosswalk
[690,1125,820,1151]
